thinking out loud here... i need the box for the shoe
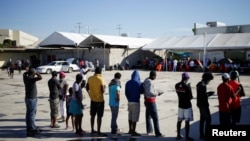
[155,133,165,137]
[96,132,108,137]
[91,130,97,135]
[131,132,141,136]
[185,137,194,141]
[127,130,132,134]
[147,132,154,135]
[51,124,60,128]
[176,135,182,140]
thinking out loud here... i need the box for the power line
[116,24,122,36]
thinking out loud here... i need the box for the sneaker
[155,133,165,137]
[147,132,154,135]
[131,132,141,136]
[26,132,35,137]
[176,135,182,140]
[97,132,108,137]
[91,130,97,135]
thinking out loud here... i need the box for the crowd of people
[22,64,246,140]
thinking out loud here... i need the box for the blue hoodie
[125,70,143,103]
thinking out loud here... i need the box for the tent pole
[203,33,207,71]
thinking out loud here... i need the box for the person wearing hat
[48,71,62,128]
[23,68,42,136]
[175,72,194,141]
[196,72,215,139]
[228,71,245,126]
[58,71,69,122]
[217,73,234,129]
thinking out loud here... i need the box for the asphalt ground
[0,69,250,141]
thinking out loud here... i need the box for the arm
[35,72,42,81]
[116,89,121,102]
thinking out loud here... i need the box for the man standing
[175,72,194,141]
[86,67,107,136]
[48,71,61,128]
[108,72,122,136]
[23,68,42,137]
[58,72,69,122]
[143,71,164,137]
[217,73,234,129]
[125,70,143,136]
[196,72,214,139]
[228,71,245,126]
[80,65,90,88]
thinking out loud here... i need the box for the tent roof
[79,34,154,49]
[142,33,250,51]
[38,32,89,47]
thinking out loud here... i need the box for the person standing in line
[58,72,69,122]
[217,73,234,129]
[173,59,178,72]
[80,65,90,88]
[196,72,215,139]
[23,68,42,137]
[48,71,61,128]
[86,67,107,137]
[143,70,164,137]
[69,74,86,135]
[228,71,245,126]
[65,87,75,131]
[108,72,122,136]
[17,59,22,74]
[175,72,194,141]
[125,70,143,136]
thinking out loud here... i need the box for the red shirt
[228,80,241,109]
[217,82,234,112]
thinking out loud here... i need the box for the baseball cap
[222,73,230,79]
[59,71,66,77]
[182,72,190,78]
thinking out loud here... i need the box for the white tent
[38,31,89,47]
[142,33,250,51]
[79,34,153,48]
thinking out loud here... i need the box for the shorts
[50,98,59,117]
[69,99,83,115]
[90,101,104,117]
[128,102,140,122]
[178,107,193,121]
[66,106,73,117]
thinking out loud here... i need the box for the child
[65,87,75,131]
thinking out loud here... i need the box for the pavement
[0,69,250,141]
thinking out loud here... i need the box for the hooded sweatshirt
[125,70,143,103]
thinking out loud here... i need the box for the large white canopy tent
[38,31,89,47]
[142,33,250,51]
[79,34,153,48]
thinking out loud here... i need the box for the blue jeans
[144,102,161,135]
[25,98,37,132]
[110,106,119,133]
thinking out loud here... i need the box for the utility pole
[116,24,122,36]
[76,22,82,33]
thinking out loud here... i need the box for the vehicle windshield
[47,62,56,66]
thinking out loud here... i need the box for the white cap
[222,73,230,79]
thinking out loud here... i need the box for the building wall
[0,29,39,47]
[0,52,39,68]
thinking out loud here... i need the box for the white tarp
[79,34,154,49]
[142,33,250,51]
[38,31,89,47]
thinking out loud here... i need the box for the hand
[207,91,215,96]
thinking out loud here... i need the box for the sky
[1,0,250,40]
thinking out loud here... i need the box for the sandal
[51,124,60,128]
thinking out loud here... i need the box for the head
[51,71,58,77]
[222,73,230,82]
[202,72,214,85]
[230,71,239,81]
[68,87,73,95]
[28,68,36,76]
[149,71,157,80]
[59,71,66,79]
[131,70,140,81]
[182,72,190,84]
[95,67,102,74]
[76,73,83,83]
[114,72,121,80]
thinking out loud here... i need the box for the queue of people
[23,66,246,140]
